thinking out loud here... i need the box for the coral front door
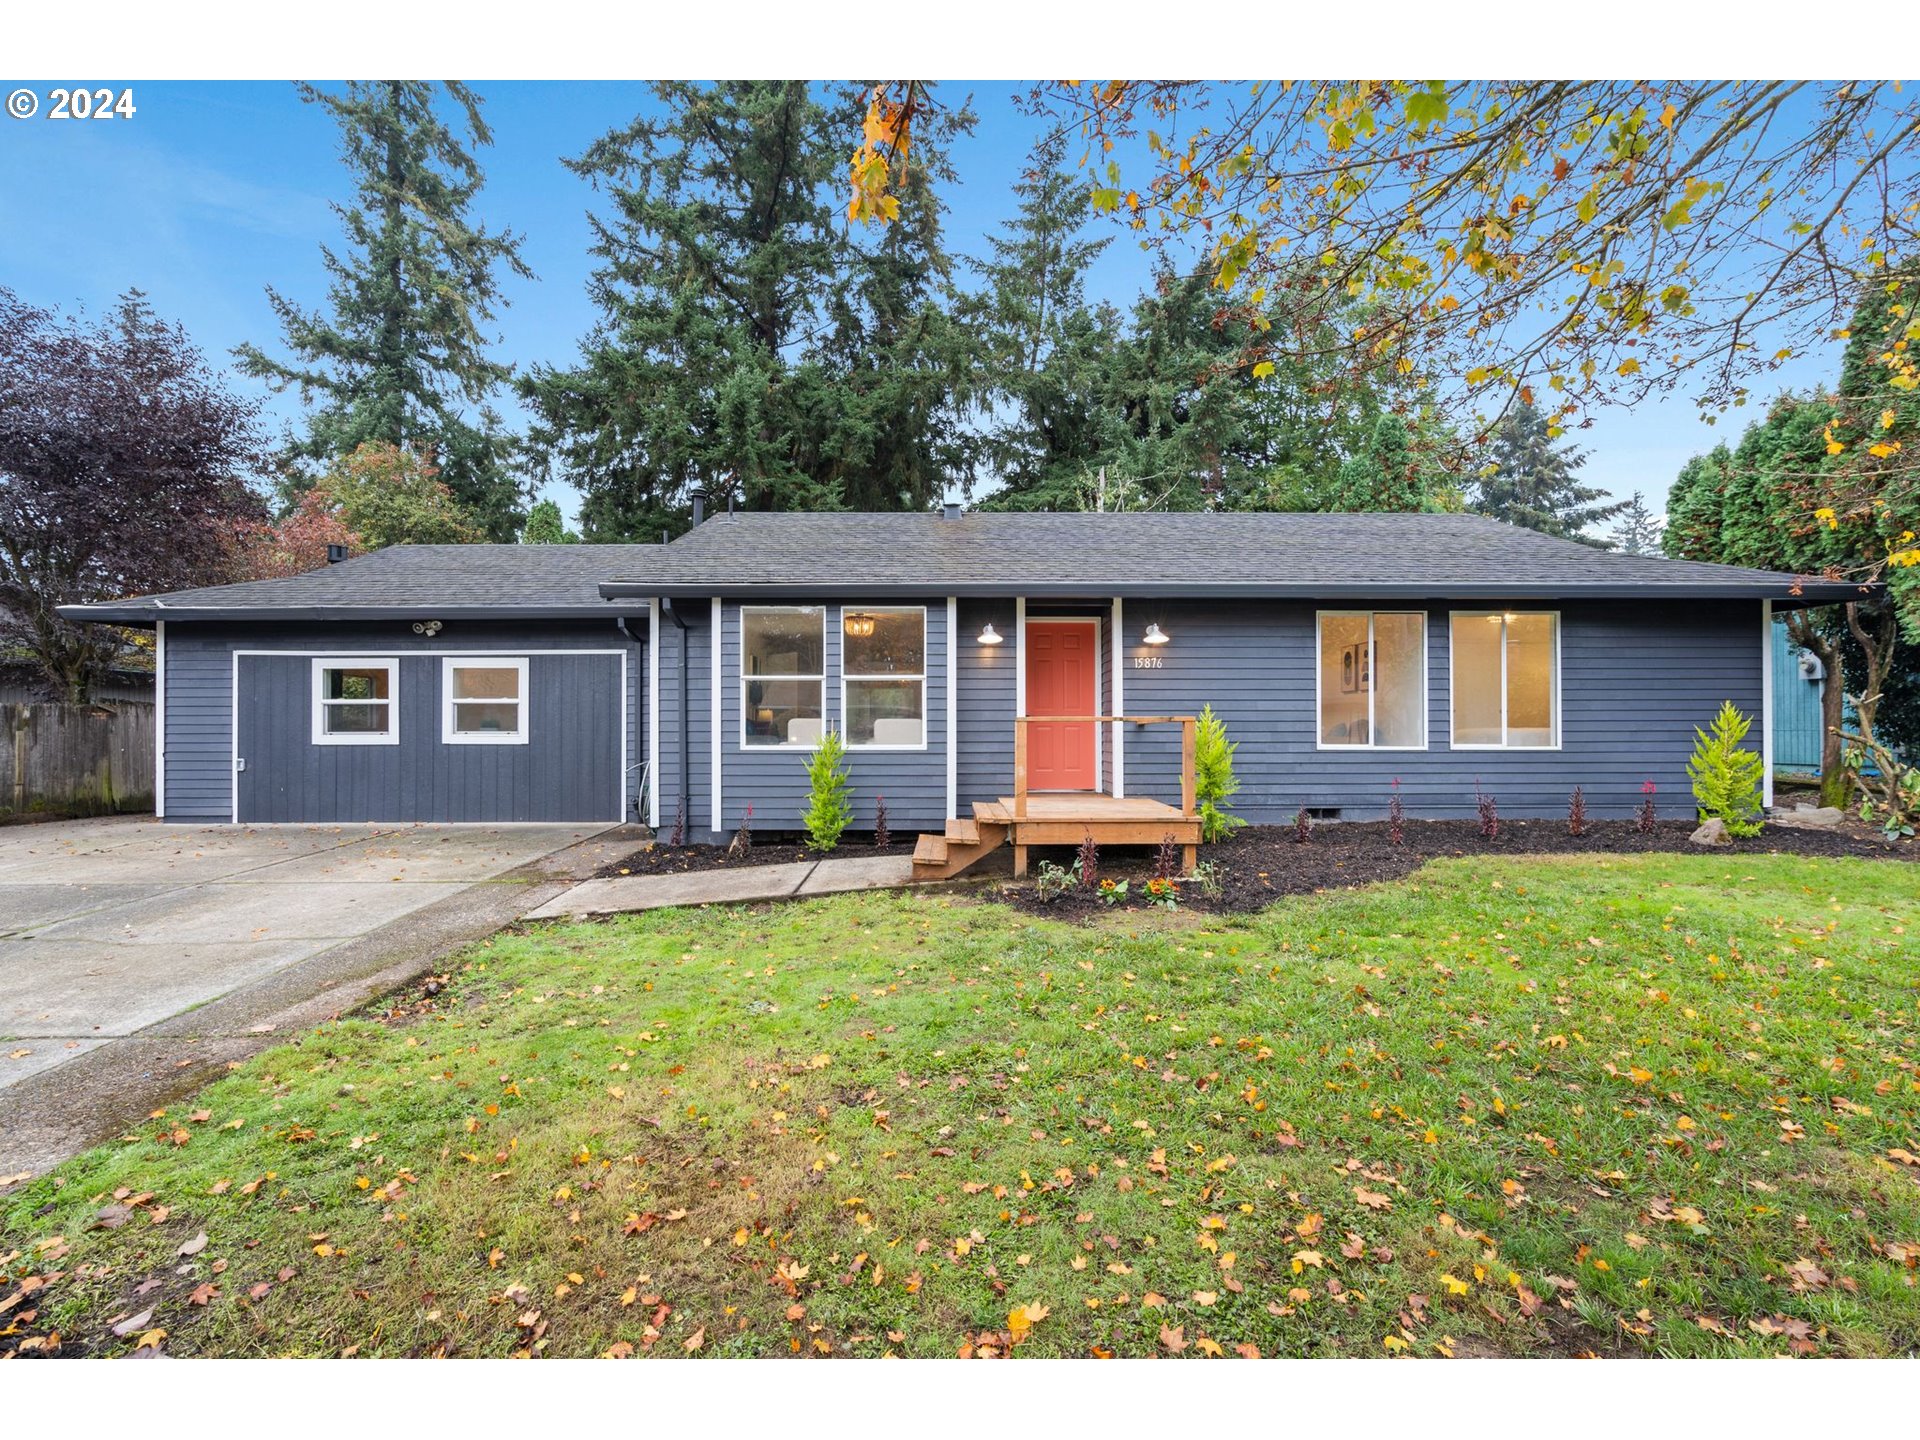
[1025,620,1098,791]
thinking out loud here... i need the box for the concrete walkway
[523,853,920,920]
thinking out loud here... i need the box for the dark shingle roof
[60,513,1866,624]
[59,544,660,623]
[599,511,1863,604]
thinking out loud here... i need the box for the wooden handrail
[1012,713,1198,821]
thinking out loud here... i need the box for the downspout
[662,598,691,842]
[615,616,643,824]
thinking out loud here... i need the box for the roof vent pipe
[325,543,349,564]
[690,492,708,527]
[941,502,963,520]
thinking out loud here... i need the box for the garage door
[236,651,624,823]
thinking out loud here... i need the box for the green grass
[5,852,1918,1358]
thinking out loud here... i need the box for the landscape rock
[1769,805,1846,831]
[1689,819,1732,847]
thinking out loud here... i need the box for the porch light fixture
[844,611,877,639]
[1142,622,1170,646]
[977,623,1004,646]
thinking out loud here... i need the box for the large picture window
[1317,613,1427,748]
[743,607,825,748]
[311,657,398,745]
[1451,612,1560,748]
[842,607,926,749]
[442,657,528,744]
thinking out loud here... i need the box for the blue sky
[0,80,1837,524]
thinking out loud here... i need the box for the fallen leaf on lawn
[177,1232,208,1257]
[110,1309,153,1337]
[1159,1324,1187,1353]
[683,1327,705,1353]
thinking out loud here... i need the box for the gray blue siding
[161,620,645,824]
[1117,598,1764,820]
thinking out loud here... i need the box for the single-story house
[61,508,1863,873]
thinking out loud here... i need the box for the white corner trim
[1761,599,1775,809]
[946,596,958,819]
[711,596,723,834]
[617,648,629,824]
[153,620,166,819]
[648,598,660,828]
[1015,596,1027,718]
[1111,597,1125,799]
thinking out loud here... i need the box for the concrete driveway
[0,817,627,1171]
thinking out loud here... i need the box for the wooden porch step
[973,800,1012,825]
[913,820,1009,880]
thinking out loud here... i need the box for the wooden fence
[2,702,155,820]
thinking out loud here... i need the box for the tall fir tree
[235,81,531,540]
[1471,400,1627,544]
[1608,491,1664,554]
[526,82,974,538]
[966,132,1122,507]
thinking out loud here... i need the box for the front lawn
[5,853,1917,1358]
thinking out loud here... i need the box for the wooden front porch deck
[912,715,1203,880]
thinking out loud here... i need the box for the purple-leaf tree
[0,289,265,700]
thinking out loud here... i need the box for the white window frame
[310,656,400,746]
[841,604,929,752]
[1314,611,1429,751]
[1447,610,1563,750]
[740,605,826,752]
[441,655,530,745]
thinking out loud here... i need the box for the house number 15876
[1132,655,1163,668]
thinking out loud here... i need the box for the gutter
[598,580,1876,608]
[57,602,655,626]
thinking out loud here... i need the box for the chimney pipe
[690,492,708,527]
[325,543,349,564]
[941,502,963,520]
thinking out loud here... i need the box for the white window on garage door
[311,657,399,745]
[443,656,529,744]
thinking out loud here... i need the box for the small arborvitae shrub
[1194,704,1245,843]
[669,795,686,848]
[1638,779,1658,833]
[1153,832,1181,881]
[1475,781,1500,840]
[873,794,890,849]
[1687,700,1766,837]
[1077,830,1100,889]
[801,726,853,852]
[1294,806,1313,844]
[1567,786,1588,837]
[1388,778,1405,846]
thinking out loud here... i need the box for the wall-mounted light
[411,620,443,637]
[844,611,876,639]
[978,623,1004,646]
[1142,622,1170,646]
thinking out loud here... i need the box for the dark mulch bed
[998,816,1914,920]
[593,833,908,878]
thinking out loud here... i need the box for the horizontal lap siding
[715,599,949,836]
[956,599,1017,810]
[652,606,712,841]
[162,619,644,824]
[1120,598,1763,820]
